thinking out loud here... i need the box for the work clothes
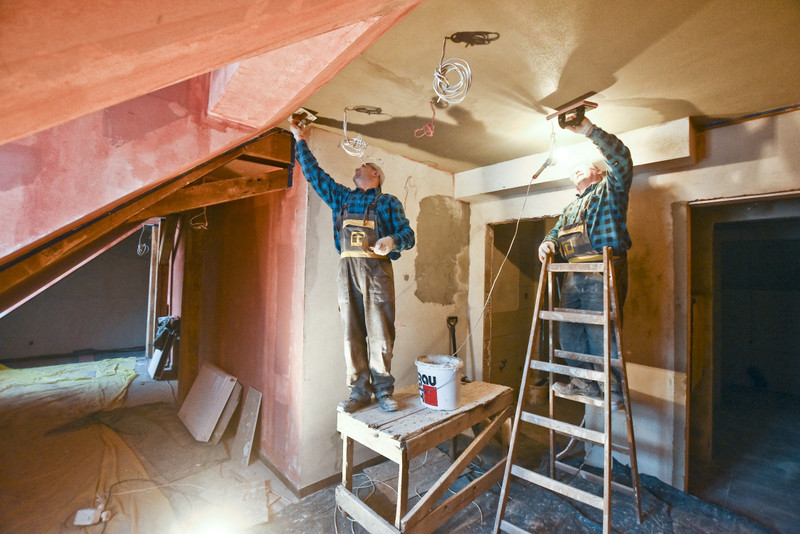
[545,127,633,376]
[294,139,414,400]
[544,126,633,256]
[294,140,415,258]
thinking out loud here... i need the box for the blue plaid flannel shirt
[545,126,633,255]
[294,140,415,259]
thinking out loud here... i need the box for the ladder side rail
[546,257,557,478]
[608,254,644,523]
[602,247,613,534]
[492,254,551,534]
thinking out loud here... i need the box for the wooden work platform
[336,381,513,534]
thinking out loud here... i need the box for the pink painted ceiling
[0,0,423,260]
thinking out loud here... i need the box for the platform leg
[396,448,409,528]
[343,435,353,492]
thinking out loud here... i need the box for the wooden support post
[395,448,409,528]
[145,223,159,360]
[177,213,205,402]
[343,435,354,492]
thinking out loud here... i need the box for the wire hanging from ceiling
[414,102,437,138]
[432,36,472,105]
[417,32,498,138]
[340,107,368,159]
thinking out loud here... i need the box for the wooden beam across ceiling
[136,169,290,220]
[0,129,293,317]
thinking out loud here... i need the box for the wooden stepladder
[493,247,642,534]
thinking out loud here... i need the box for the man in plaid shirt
[290,119,415,413]
[537,117,633,408]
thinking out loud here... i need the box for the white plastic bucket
[416,355,463,410]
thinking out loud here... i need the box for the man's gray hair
[365,162,385,185]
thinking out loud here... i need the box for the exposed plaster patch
[414,195,469,305]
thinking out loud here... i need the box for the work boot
[609,384,624,410]
[609,390,624,410]
[376,394,398,412]
[552,377,600,398]
[338,395,370,413]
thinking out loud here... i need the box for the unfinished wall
[197,178,308,486]
[299,128,464,489]
[460,110,800,489]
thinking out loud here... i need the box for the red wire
[414,102,436,138]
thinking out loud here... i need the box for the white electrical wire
[452,122,558,359]
[340,107,367,158]
[432,37,472,104]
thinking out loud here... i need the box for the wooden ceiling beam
[136,168,290,220]
[0,129,292,316]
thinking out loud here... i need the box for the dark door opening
[689,200,800,534]
[484,218,557,392]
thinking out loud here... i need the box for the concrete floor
[3,352,794,533]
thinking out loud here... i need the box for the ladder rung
[540,309,605,325]
[555,461,636,497]
[552,390,605,407]
[529,360,606,383]
[554,349,622,369]
[521,411,605,445]
[547,263,605,273]
[499,519,531,534]
[510,464,604,509]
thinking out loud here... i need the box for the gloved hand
[564,117,594,137]
[538,241,556,263]
[372,236,395,256]
[288,119,307,142]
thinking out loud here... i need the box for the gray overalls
[336,195,396,401]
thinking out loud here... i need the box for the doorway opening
[483,217,557,392]
[688,196,800,533]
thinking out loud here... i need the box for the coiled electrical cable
[432,37,472,104]
[340,107,367,158]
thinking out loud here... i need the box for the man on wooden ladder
[537,116,633,408]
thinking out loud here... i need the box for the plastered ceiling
[299,0,800,173]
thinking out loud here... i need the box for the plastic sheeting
[0,358,176,533]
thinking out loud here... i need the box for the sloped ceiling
[0,0,423,315]
[1,0,799,274]
[298,0,800,173]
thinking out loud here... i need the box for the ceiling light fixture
[341,107,367,158]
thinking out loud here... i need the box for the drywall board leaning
[232,387,262,467]
[178,363,238,442]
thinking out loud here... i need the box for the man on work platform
[537,116,633,408]
[289,119,415,413]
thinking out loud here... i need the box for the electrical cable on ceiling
[414,102,437,138]
[340,107,368,159]
[451,122,557,359]
[447,31,500,47]
[432,36,472,105]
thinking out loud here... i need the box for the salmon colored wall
[0,75,257,259]
[199,177,308,485]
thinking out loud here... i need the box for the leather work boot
[338,396,370,413]
[552,377,600,398]
[377,395,398,412]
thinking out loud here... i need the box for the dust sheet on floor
[0,358,175,533]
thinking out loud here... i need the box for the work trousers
[338,257,396,401]
[558,256,628,379]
